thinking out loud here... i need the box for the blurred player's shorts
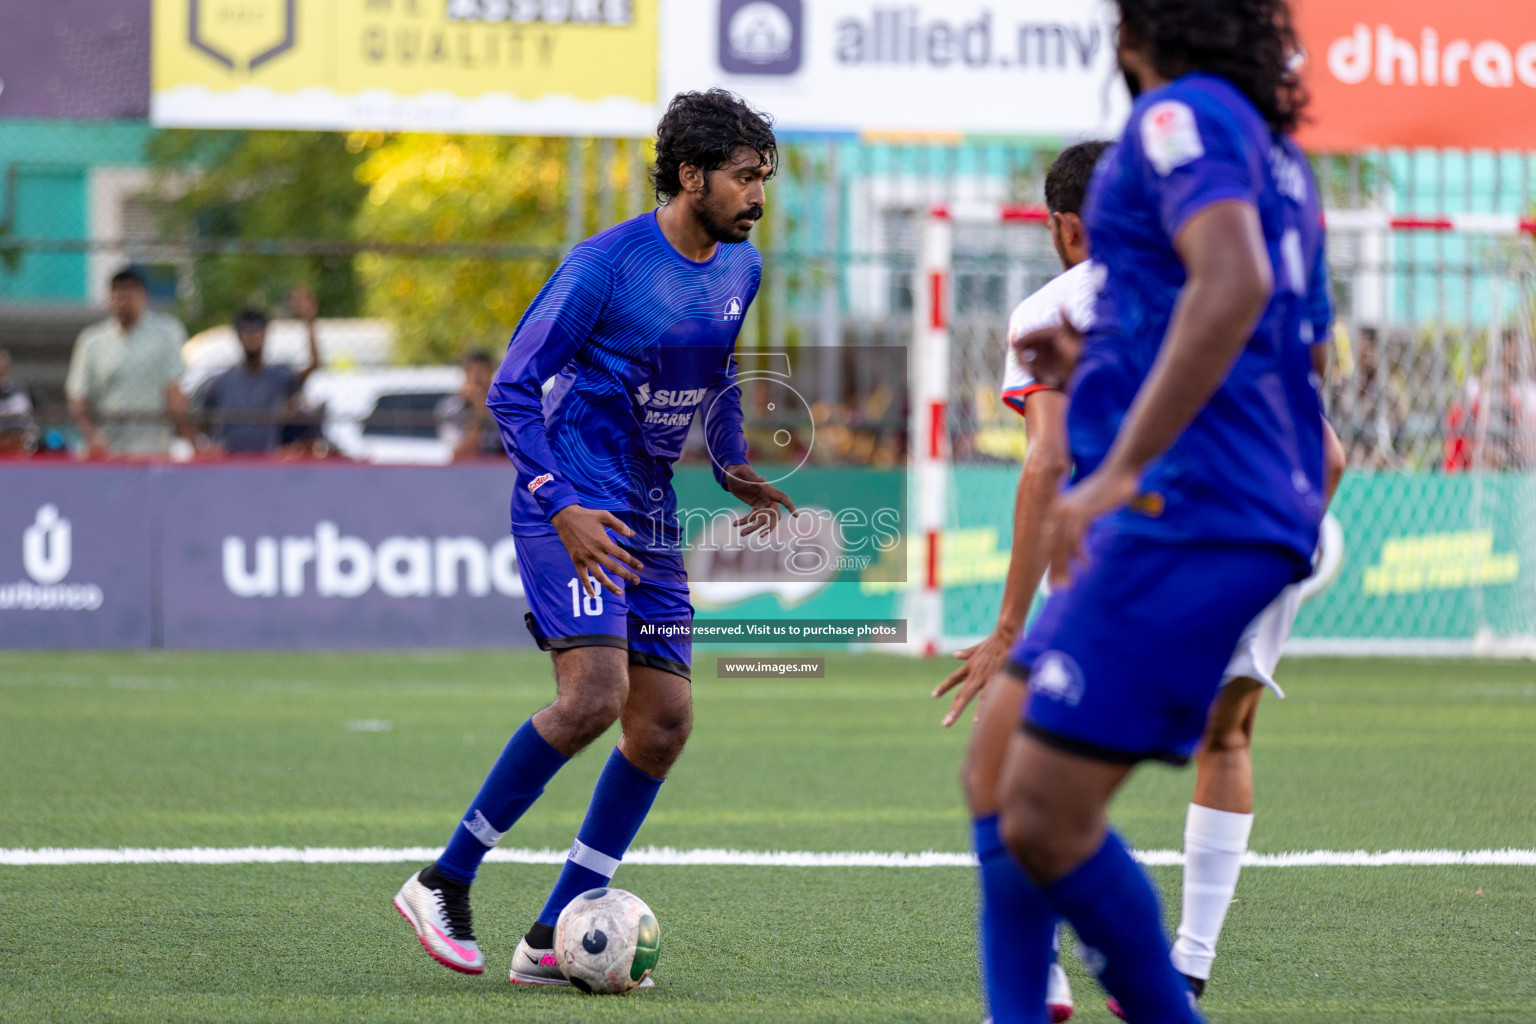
[1222,581,1304,697]
[517,529,694,679]
[1007,527,1306,766]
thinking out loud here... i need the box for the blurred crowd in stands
[5,266,1533,474]
[3,267,510,463]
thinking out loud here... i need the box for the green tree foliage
[148,129,643,363]
[351,134,570,364]
[147,130,370,332]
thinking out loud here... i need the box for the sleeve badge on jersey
[528,472,554,494]
[1141,100,1205,175]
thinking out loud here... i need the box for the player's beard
[694,186,763,245]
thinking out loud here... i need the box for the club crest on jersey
[1031,651,1085,706]
[527,472,554,494]
[1141,100,1204,175]
[723,296,743,321]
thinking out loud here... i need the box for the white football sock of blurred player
[1170,421,1345,992]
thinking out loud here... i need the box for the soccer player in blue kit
[996,1,1329,1021]
[393,90,795,982]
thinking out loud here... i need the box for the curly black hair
[233,307,269,332]
[652,89,777,204]
[1045,141,1113,215]
[1115,0,1308,134]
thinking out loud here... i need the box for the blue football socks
[437,718,569,883]
[536,746,664,927]
[1042,830,1202,1024]
[974,815,1061,1024]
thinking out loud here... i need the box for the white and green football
[553,887,660,994]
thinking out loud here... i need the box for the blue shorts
[515,529,693,680]
[1007,527,1305,766]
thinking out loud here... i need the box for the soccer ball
[553,887,660,994]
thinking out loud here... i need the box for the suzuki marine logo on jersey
[723,296,744,321]
[1,505,105,612]
[634,384,708,427]
[188,0,298,74]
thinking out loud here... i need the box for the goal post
[907,203,1536,658]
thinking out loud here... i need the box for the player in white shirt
[937,140,1347,1020]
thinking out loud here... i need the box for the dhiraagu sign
[151,0,659,134]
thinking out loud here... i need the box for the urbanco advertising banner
[663,0,1130,138]
[151,0,660,134]
[1294,0,1536,151]
[0,468,156,648]
[158,466,534,648]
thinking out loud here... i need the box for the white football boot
[509,935,655,988]
[393,866,484,975]
[1047,961,1075,1022]
[509,936,570,986]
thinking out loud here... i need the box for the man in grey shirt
[196,287,322,455]
[67,268,190,457]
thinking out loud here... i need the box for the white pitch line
[2,846,1536,867]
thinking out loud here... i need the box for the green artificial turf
[1,651,1534,1022]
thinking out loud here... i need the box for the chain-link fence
[0,129,1062,465]
[3,131,1536,473]
[934,210,1536,652]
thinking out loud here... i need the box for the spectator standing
[195,286,323,455]
[436,349,506,460]
[1445,329,1536,472]
[0,347,37,453]
[66,268,189,457]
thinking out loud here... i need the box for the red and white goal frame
[906,201,1536,657]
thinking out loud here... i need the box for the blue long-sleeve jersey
[488,211,759,553]
[1071,72,1329,562]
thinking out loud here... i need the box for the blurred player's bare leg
[1172,678,1264,988]
[999,734,1200,1023]
[1191,678,1262,813]
[998,734,1128,884]
[965,674,1076,1022]
[515,660,690,985]
[962,673,1028,819]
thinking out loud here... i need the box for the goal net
[908,204,1536,657]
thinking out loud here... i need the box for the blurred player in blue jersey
[394,89,795,981]
[993,1,1330,1021]
[933,140,1106,1024]
[948,139,1345,1022]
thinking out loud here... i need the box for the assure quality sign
[151,0,660,134]
[1295,0,1536,150]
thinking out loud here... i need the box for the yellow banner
[152,0,658,133]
